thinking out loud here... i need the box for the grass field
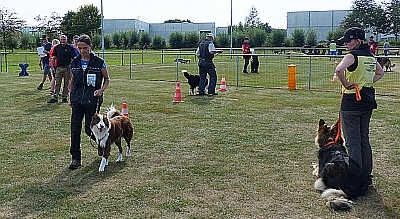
[0,57,399,218]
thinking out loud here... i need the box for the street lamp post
[101,0,104,59]
[230,0,233,58]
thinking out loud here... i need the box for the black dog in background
[182,70,208,95]
[251,55,259,73]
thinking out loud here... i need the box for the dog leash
[334,84,362,143]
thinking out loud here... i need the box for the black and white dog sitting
[250,55,259,73]
[182,70,208,95]
[313,119,369,210]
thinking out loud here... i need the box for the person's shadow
[353,187,400,218]
[8,159,127,218]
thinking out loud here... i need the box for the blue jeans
[199,67,217,94]
[340,110,373,184]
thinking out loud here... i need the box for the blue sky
[2,0,388,29]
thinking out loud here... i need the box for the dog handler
[335,27,385,187]
[68,34,110,169]
[196,33,219,95]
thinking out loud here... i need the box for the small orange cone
[219,74,228,92]
[121,102,129,117]
[172,81,184,103]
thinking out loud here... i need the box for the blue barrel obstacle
[19,63,29,76]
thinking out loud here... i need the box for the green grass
[0,58,399,218]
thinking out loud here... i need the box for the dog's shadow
[8,159,128,218]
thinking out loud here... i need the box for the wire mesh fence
[2,50,399,96]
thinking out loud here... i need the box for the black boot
[37,83,43,90]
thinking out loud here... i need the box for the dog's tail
[315,178,353,211]
[106,104,122,119]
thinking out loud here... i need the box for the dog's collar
[324,140,336,148]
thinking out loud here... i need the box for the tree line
[2,0,400,52]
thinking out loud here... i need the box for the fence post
[308,56,312,91]
[129,53,132,80]
[236,55,239,88]
[176,54,179,81]
[141,50,144,65]
[162,50,164,64]
[121,50,124,66]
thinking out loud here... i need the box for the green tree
[112,32,122,49]
[92,33,101,49]
[183,32,198,48]
[139,32,151,49]
[127,30,139,49]
[386,0,400,45]
[245,5,261,28]
[292,29,306,47]
[215,32,230,48]
[104,34,111,49]
[306,29,318,46]
[169,32,184,49]
[73,4,101,38]
[20,33,35,50]
[327,28,345,44]
[270,29,286,47]
[34,12,62,39]
[248,28,267,47]
[0,8,25,52]
[152,35,166,50]
[60,11,77,40]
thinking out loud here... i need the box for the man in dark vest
[195,33,220,95]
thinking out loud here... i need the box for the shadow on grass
[9,160,127,218]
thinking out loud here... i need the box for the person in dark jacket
[335,27,385,187]
[47,35,76,103]
[68,34,110,169]
[195,33,220,95]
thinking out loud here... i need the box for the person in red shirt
[242,37,251,73]
[368,36,378,55]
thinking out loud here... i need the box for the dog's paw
[116,153,123,163]
[99,157,108,172]
[126,148,131,157]
[312,162,319,177]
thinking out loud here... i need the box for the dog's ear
[318,119,327,131]
[102,114,109,127]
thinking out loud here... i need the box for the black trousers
[243,56,251,72]
[70,105,97,161]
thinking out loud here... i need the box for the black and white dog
[313,119,369,210]
[182,70,208,95]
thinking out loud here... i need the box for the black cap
[339,27,365,42]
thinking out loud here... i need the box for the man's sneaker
[47,98,58,103]
[69,159,81,169]
[62,97,67,103]
[37,83,43,90]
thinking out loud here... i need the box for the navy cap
[339,27,365,42]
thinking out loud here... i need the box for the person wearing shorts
[37,35,52,90]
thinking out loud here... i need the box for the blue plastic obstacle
[19,63,29,76]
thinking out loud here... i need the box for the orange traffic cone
[172,81,184,103]
[219,74,228,92]
[121,102,129,117]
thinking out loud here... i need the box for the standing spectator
[242,37,251,73]
[196,33,219,95]
[37,35,53,90]
[383,39,390,56]
[49,39,60,95]
[329,40,337,60]
[72,35,80,56]
[47,35,76,103]
[335,27,385,187]
[68,34,110,169]
[368,36,378,55]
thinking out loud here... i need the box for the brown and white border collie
[90,105,134,172]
